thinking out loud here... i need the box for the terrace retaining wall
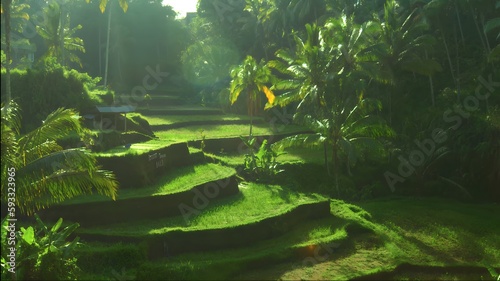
[39,175,239,227]
[76,200,331,258]
[96,142,191,189]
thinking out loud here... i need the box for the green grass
[152,123,307,143]
[94,123,308,157]
[234,197,500,280]
[61,163,235,205]
[135,113,257,126]
[357,197,500,267]
[78,215,350,280]
[77,182,327,236]
[207,145,327,167]
[136,216,349,280]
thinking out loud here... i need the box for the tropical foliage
[1,214,81,280]
[229,55,275,136]
[0,102,118,215]
[36,1,85,68]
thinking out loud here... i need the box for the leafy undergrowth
[77,182,326,236]
[60,163,235,205]
[206,146,326,167]
[234,197,500,280]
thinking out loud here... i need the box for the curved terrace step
[150,118,265,131]
[95,142,191,189]
[137,106,223,115]
[352,263,500,281]
[38,164,238,227]
[135,215,350,280]
[75,195,331,258]
[76,214,352,280]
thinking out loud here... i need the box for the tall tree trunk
[454,24,461,102]
[104,2,112,87]
[389,86,392,124]
[425,50,435,106]
[248,90,253,136]
[332,141,339,197]
[454,3,465,47]
[98,28,102,76]
[59,1,65,66]
[480,12,497,73]
[428,75,435,107]
[4,0,12,107]
[440,23,457,90]
[324,141,330,175]
[470,3,487,51]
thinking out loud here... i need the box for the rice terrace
[1,0,499,280]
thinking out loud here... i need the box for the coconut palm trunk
[331,139,340,196]
[3,0,12,107]
[104,2,112,87]
[248,89,253,136]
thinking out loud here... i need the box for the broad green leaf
[21,226,35,245]
[484,18,500,35]
[50,218,63,233]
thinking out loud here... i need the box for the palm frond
[1,101,21,135]
[17,168,117,215]
[19,108,82,152]
[19,148,95,177]
[22,140,62,166]
[272,133,325,151]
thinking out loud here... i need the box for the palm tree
[268,18,394,194]
[1,102,118,215]
[229,55,275,136]
[267,23,333,170]
[1,0,29,34]
[375,0,441,114]
[1,0,12,107]
[1,0,31,70]
[36,1,86,68]
[274,98,394,195]
[86,0,128,86]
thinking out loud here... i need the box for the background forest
[1,0,500,280]
[3,0,498,200]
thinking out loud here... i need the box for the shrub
[239,136,284,182]
[0,59,100,132]
[75,242,146,276]
[1,214,81,280]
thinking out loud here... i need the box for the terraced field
[37,107,500,280]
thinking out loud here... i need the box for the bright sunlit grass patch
[152,123,307,142]
[61,163,235,205]
[234,197,500,280]
[139,114,257,126]
[94,123,308,157]
[77,182,327,236]
[81,215,350,280]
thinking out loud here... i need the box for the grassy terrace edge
[60,163,236,205]
[75,199,332,259]
[93,123,309,157]
[76,192,330,238]
[76,214,352,279]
